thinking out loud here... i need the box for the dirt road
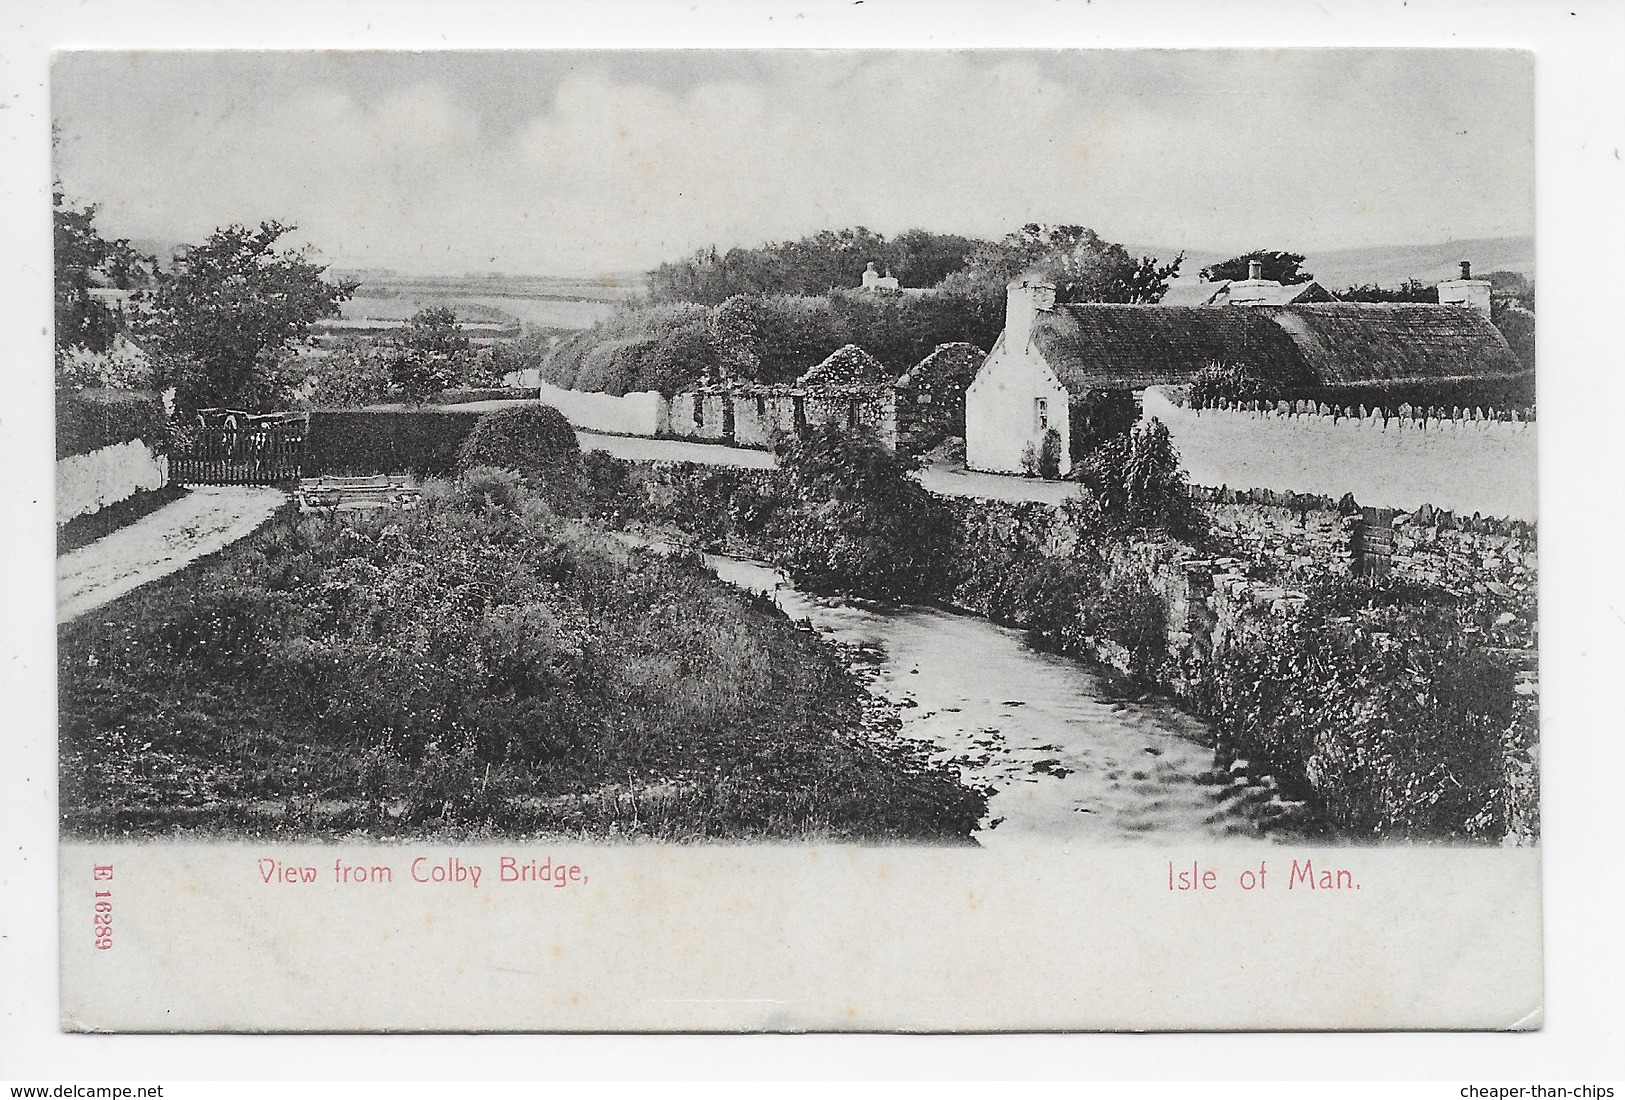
[57,485,288,624]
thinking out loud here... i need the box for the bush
[1202,580,1519,840]
[456,404,584,513]
[1189,362,1274,409]
[1037,428,1063,480]
[1078,418,1204,539]
[305,408,484,476]
[57,388,168,459]
[1066,389,1140,460]
[774,424,954,602]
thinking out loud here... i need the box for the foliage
[58,486,985,841]
[1201,575,1521,840]
[1077,418,1205,539]
[774,425,955,602]
[55,338,157,394]
[1200,250,1312,284]
[141,222,356,414]
[305,408,485,477]
[1338,278,1435,303]
[456,405,583,512]
[545,291,1003,396]
[940,223,1183,305]
[302,343,393,409]
[53,188,155,355]
[646,226,983,305]
[1037,428,1063,480]
[1066,389,1140,461]
[1188,362,1276,408]
[56,388,168,460]
[387,307,475,405]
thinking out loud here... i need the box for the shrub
[1037,428,1063,480]
[1078,418,1205,539]
[1189,362,1273,409]
[1066,389,1139,461]
[57,388,168,459]
[1202,582,1518,840]
[774,424,954,602]
[456,404,584,513]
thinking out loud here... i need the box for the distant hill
[1125,235,1534,292]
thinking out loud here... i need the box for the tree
[53,188,155,356]
[1077,418,1204,540]
[774,424,954,602]
[142,221,355,412]
[388,307,474,404]
[1338,278,1435,303]
[941,224,1182,305]
[1200,250,1312,284]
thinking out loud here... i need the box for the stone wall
[57,438,169,526]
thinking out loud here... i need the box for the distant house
[1159,260,1338,307]
[964,269,1528,477]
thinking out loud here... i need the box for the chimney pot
[1460,260,1471,279]
[1248,259,1263,280]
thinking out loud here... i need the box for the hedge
[437,387,543,405]
[57,388,167,460]
[305,408,486,476]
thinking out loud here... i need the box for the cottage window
[1034,397,1049,431]
[693,394,705,427]
[756,395,767,417]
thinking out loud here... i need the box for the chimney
[1005,272,1057,351]
[1248,259,1263,281]
[1437,258,1492,320]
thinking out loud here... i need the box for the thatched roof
[798,343,892,389]
[1261,304,1525,386]
[1032,305,1312,393]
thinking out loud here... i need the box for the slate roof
[1260,303,1525,386]
[1031,305,1312,393]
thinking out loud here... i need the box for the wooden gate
[171,422,305,485]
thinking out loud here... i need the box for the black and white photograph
[14,7,1615,1057]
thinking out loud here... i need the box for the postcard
[48,46,1540,1033]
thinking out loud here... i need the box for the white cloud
[52,50,1534,276]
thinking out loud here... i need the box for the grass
[57,483,190,556]
[57,472,985,843]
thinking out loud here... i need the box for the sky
[51,49,1534,278]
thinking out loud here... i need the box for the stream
[704,552,1311,848]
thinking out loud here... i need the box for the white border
[5,0,1624,1082]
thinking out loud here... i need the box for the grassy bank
[58,472,986,842]
[576,454,1537,844]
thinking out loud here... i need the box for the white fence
[58,438,170,526]
[536,381,669,437]
[1143,388,1537,521]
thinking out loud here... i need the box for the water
[705,553,1305,848]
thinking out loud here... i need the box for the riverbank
[57,477,987,842]
[580,455,1539,844]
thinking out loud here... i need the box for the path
[58,485,288,624]
[573,430,1077,503]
